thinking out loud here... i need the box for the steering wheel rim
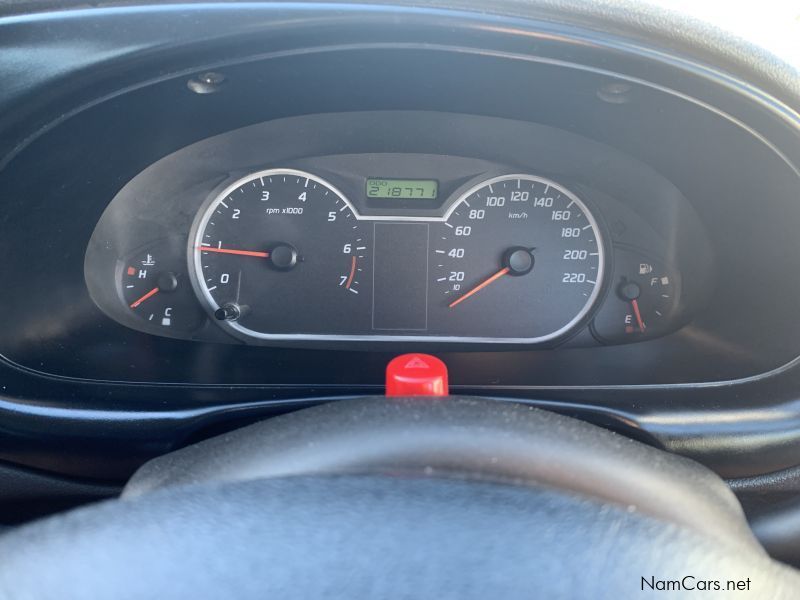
[125,396,757,550]
[2,397,799,599]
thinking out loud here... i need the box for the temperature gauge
[592,247,680,344]
[119,240,205,333]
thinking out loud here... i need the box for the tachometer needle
[197,246,270,258]
[631,298,646,331]
[129,287,159,308]
[448,267,511,309]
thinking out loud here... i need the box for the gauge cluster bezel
[187,167,608,345]
[83,109,698,355]
[78,108,707,361]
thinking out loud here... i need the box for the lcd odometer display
[366,178,438,199]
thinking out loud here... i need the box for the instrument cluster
[85,112,700,349]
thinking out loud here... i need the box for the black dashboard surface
[2,41,799,388]
[1,1,800,483]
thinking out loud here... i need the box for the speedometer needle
[448,267,511,308]
[197,246,270,258]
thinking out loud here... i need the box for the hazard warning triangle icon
[404,356,430,369]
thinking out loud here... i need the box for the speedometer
[427,174,604,341]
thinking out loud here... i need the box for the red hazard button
[385,353,449,397]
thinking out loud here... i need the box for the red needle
[631,298,646,331]
[129,287,159,308]
[197,246,270,258]
[448,267,511,309]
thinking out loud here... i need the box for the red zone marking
[345,256,357,289]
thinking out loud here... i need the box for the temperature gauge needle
[129,287,159,308]
[631,298,646,332]
[197,246,270,258]
[448,267,511,309]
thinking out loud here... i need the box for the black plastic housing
[0,2,800,486]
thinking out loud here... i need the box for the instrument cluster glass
[190,169,605,343]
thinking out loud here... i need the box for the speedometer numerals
[430,175,604,341]
[191,169,372,339]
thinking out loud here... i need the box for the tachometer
[428,174,604,341]
[190,169,370,339]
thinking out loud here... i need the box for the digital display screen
[366,178,438,199]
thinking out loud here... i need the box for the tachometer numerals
[191,169,371,339]
[430,175,604,341]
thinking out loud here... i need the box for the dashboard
[2,0,800,494]
[2,36,795,390]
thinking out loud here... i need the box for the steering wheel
[0,397,797,598]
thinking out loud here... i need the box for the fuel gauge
[119,240,205,333]
[592,247,681,344]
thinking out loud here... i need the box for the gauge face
[427,175,604,340]
[592,247,680,343]
[120,240,205,332]
[191,169,370,338]
[191,170,604,343]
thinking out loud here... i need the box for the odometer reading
[366,178,438,199]
[429,174,604,341]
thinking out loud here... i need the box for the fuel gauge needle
[631,298,646,332]
[129,287,159,309]
[448,267,510,308]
